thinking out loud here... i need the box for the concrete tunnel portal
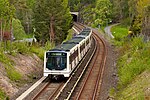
[70,12,79,22]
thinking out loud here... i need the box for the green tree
[0,0,15,42]
[112,0,129,21]
[80,5,95,25]
[10,0,34,34]
[12,18,26,40]
[93,0,112,26]
[128,0,150,36]
[33,0,72,44]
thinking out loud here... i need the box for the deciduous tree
[93,0,112,26]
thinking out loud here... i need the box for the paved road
[104,24,119,39]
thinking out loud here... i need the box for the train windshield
[46,52,67,70]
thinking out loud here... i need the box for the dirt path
[104,24,119,38]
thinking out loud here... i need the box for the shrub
[12,18,28,40]
[118,37,150,87]
[44,41,55,51]
[30,46,45,60]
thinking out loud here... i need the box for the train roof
[79,31,90,36]
[79,28,91,36]
[63,37,84,44]
[50,37,84,51]
[49,28,91,52]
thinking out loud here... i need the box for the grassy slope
[111,24,150,99]
[0,41,54,99]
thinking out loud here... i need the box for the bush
[12,18,28,40]
[30,46,45,60]
[111,24,150,99]
[44,41,55,51]
[118,37,150,87]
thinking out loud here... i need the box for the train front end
[43,50,69,78]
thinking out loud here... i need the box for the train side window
[80,42,85,53]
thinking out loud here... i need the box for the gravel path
[104,24,119,39]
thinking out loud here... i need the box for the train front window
[46,52,67,70]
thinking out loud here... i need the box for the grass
[0,48,22,82]
[111,24,150,99]
[6,65,22,82]
[0,41,47,82]
[0,89,7,100]
[111,25,128,46]
[118,37,150,87]
[116,71,150,99]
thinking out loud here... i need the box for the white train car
[43,28,92,78]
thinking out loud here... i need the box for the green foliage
[116,71,149,99]
[12,18,28,40]
[80,5,95,25]
[0,89,7,100]
[0,43,22,82]
[30,43,54,60]
[112,0,150,36]
[2,41,29,55]
[0,0,15,19]
[26,0,35,9]
[69,0,96,11]
[12,0,33,34]
[112,0,129,20]
[0,45,12,63]
[93,0,112,26]
[112,24,150,99]
[5,65,22,82]
[63,29,73,42]
[33,0,72,44]
[120,18,131,27]
[69,0,81,11]
[30,46,45,59]
[12,42,30,54]
[129,15,142,36]
[44,41,55,51]
[2,41,30,55]
[111,25,128,46]
[0,0,15,42]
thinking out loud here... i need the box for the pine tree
[33,0,72,44]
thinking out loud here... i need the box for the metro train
[43,28,92,79]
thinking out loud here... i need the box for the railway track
[54,23,107,99]
[18,23,107,100]
[72,32,107,99]
[32,81,65,100]
[23,77,66,100]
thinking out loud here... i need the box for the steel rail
[75,34,100,100]
[73,23,107,100]
[92,32,107,99]
[32,81,64,100]
[48,83,64,100]
[32,81,50,100]
[65,35,97,100]
[54,23,95,99]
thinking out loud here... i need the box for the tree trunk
[0,19,3,42]
[10,19,13,41]
[50,16,55,43]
